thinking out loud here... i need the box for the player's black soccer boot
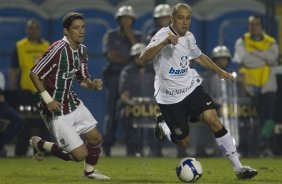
[235,166,258,179]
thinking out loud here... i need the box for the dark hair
[62,12,84,29]
[248,14,263,26]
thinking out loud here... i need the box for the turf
[0,156,281,184]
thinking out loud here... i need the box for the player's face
[171,6,192,36]
[64,19,85,48]
[248,16,263,36]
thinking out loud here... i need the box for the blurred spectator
[146,4,171,43]
[234,15,279,157]
[0,71,24,157]
[118,43,162,157]
[102,5,144,156]
[8,19,50,156]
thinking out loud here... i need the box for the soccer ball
[176,157,203,183]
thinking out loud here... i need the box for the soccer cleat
[83,170,110,180]
[154,114,165,141]
[29,136,45,161]
[235,166,258,179]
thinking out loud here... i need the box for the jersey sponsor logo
[168,56,189,76]
[168,67,188,75]
[62,69,78,79]
[165,79,194,96]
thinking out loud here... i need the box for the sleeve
[10,47,19,68]
[31,44,60,79]
[102,31,113,54]
[147,31,166,48]
[233,38,246,64]
[252,43,279,66]
[76,46,90,82]
[188,33,202,60]
[119,69,129,93]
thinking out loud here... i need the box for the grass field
[0,156,281,184]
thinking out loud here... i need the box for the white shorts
[50,102,97,153]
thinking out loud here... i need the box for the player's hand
[164,32,179,45]
[92,79,103,90]
[46,100,61,113]
[217,70,235,82]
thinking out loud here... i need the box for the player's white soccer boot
[235,166,258,179]
[29,136,45,161]
[83,170,110,180]
[154,114,165,141]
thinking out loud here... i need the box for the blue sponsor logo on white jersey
[168,56,188,76]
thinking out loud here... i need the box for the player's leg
[30,112,87,161]
[200,109,258,179]
[155,100,191,148]
[78,104,110,180]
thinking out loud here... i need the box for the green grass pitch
[0,156,281,184]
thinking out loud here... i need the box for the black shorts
[158,85,216,140]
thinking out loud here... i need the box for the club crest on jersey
[168,56,188,76]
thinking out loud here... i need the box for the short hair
[248,14,263,26]
[62,12,84,29]
[171,3,191,17]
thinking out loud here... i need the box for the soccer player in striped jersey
[139,3,257,179]
[29,12,109,180]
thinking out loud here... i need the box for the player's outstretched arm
[195,54,235,82]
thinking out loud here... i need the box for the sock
[159,122,172,141]
[84,142,101,172]
[215,127,243,172]
[38,139,74,161]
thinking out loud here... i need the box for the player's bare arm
[30,71,61,112]
[195,54,235,81]
[139,33,179,64]
[80,78,103,91]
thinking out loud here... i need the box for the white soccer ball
[176,157,203,183]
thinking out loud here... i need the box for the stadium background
[0,0,281,132]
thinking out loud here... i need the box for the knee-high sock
[84,143,101,173]
[37,139,74,161]
[215,127,243,172]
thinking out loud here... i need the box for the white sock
[84,163,95,172]
[215,132,243,172]
[159,122,172,141]
[43,141,54,152]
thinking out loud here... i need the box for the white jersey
[148,26,203,104]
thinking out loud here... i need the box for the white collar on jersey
[62,36,79,51]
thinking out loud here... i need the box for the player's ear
[63,28,68,36]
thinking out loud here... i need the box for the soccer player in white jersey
[29,12,109,180]
[139,3,257,179]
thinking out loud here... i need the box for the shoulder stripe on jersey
[32,41,66,74]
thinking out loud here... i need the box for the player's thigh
[158,102,190,140]
[51,115,84,153]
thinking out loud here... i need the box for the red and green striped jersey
[31,37,90,116]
